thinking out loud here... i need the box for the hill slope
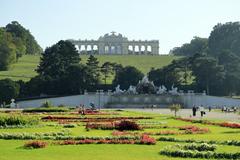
[0,55,180,81]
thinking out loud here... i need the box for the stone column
[122,43,128,54]
[78,45,81,54]
[85,45,88,54]
[151,43,159,55]
[109,45,112,54]
[144,45,148,54]
[98,43,104,54]
[90,45,94,54]
[132,45,135,54]
[138,45,141,54]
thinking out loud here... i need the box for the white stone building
[69,32,159,55]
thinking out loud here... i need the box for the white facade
[69,32,159,55]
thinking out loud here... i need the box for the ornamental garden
[0,105,239,160]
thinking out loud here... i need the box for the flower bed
[24,141,48,149]
[83,109,119,115]
[178,125,210,134]
[55,134,155,145]
[86,122,116,130]
[175,117,240,129]
[219,122,240,128]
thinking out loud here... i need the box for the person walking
[192,106,197,117]
[200,106,205,117]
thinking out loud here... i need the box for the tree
[218,51,240,96]
[208,22,240,57]
[113,66,144,90]
[37,40,80,79]
[191,56,225,95]
[169,104,181,117]
[101,62,114,85]
[64,64,99,94]
[86,55,100,81]
[0,79,20,104]
[0,28,16,70]
[170,37,208,56]
[148,63,182,89]
[5,21,42,56]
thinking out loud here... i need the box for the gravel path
[126,109,240,122]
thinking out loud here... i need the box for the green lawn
[0,54,180,81]
[0,110,239,160]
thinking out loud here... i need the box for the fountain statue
[168,85,179,95]
[113,85,124,95]
[10,99,16,108]
[127,85,137,94]
[136,76,156,94]
[157,85,167,94]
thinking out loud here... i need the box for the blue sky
[1,0,240,54]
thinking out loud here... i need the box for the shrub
[139,134,156,145]
[157,137,240,146]
[63,124,76,128]
[160,146,240,159]
[41,101,52,108]
[86,122,115,130]
[183,143,216,151]
[116,120,141,131]
[169,104,181,117]
[0,115,39,126]
[23,107,69,113]
[24,141,47,149]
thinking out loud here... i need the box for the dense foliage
[113,66,144,90]
[0,115,39,127]
[170,37,208,56]
[0,78,20,103]
[0,21,42,71]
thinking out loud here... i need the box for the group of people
[221,106,238,113]
[192,105,209,117]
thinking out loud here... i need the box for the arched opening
[93,45,98,54]
[135,46,140,54]
[147,46,152,54]
[128,45,133,54]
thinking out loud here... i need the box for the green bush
[183,143,216,151]
[63,124,76,128]
[0,115,39,126]
[40,101,52,108]
[160,144,240,159]
[23,107,69,113]
[158,137,240,146]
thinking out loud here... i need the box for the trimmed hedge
[23,107,69,113]
[0,132,140,141]
[158,137,240,146]
[160,146,240,159]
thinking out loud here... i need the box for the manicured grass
[0,110,239,160]
[0,55,180,81]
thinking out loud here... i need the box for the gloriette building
[69,32,159,55]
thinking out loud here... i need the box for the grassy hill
[0,54,180,81]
